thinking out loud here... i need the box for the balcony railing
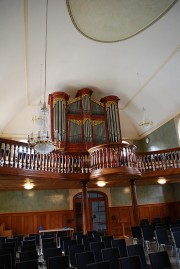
[0,139,91,174]
[0,138,180,175]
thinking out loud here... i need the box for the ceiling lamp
[139,107,153,130]
[97,181,106,187]
[28,0,55,155]
[157,177,167,184]
[24,178,34,190]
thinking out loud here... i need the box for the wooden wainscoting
[0,210,74,237]
[0,202,179,237]
[109,202,180,237]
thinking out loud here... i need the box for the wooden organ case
[48,88,122,152]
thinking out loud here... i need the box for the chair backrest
[63,239,77,255]
[90,241,105,262]
[29,233,39,245]
[20,244,36,252]
[0,253,12,269]
[16,259,39,269]
[58,236,71,250]
[0,264,5,269]
[87,261,110,269]
[141,225,155,241]
[119,255,143,269]
[68,243,85,267]
[45,247,62,263]
[102,247,120,269]
[131,226,142,239]
[21,239,36,246]
[48,255,70,269]
[76,251,95,269]
[127,243,147,266]
[13,234,24,247]
[155,228,169,245]
[0,247,16,268]
[101,235,113,248]
[6,238,18,250]
[42,241,57,254]
[172,231,180,248]
[19,250,38,262]
[111,238,127,257]
[148,250,172,269]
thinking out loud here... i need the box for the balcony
[0,138,180,190]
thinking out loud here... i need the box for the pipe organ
[48,88,122,152]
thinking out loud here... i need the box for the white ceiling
[0,0,180,142]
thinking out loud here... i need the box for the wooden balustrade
[1,138,180,176]
[0,139,91,174]
[88,143,137,170]
[136,148,180,172]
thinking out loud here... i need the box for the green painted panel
[171,183,180,201]
[137,184,175,204]
[0,189,70,212]
[110,184,178,206]
[110,187,131,206]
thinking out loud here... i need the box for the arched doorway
[73,191,109,233]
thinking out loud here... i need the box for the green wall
[0,189,70,212]
[134,119,179,152]
[110,183,179,206]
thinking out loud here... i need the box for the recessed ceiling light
[97,181,106,187]
[24,178,34,190]
[157,177,167,184]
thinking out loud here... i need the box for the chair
[101,235,113,248]
[140,219,149,227]
[0,247,16,269]
[127,243,151,269]
[48,255,72,269]
[45,247,62,264]
[141,225,157,252]
[131,226,143,243]
[19,250,38,262]
[119,255,143,269]
[102,247,120,269]
[69,244,85,267]
[111,238,128,257]
[16,259,39,269]
[13,234,24,247]
[0,253,12,269]
[0,265,5,269]
[58,236,71,250]
[90,241,106,262]
[76,251,95,269]
[42,241,57,255]
[6,238,19,252]
[63,239,77,255]
[155,228,174,254]
[29,233,40,245]
[172,231,180,258]
[82,236,95,251]
[148,250,172,269]
[87,261,110,269]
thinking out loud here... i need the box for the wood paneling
[0,202,179,237]
[109,202,180,237]
[0,210,74,237]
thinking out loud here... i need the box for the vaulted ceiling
[0,0,180,143]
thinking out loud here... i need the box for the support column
[81,180,90,234]
[130,178,140,226]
